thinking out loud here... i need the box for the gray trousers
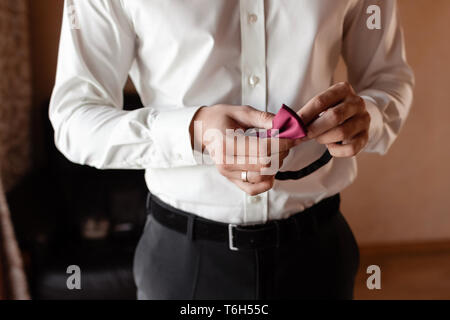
[133,198,360,300]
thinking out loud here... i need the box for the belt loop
[146,192,152,213]
[186,215,196,241]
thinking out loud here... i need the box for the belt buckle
[228,224,239,251]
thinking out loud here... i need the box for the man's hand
[190,104,300,196]
[298,82,370,157]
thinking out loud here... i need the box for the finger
[232,150,290,168]
[298,82,354,125]
[315,115,368,145]
[327,131,368,158]
[215,160,270,172]
[219,169,274,184]
[230,105,275,130]
[266,138,298,154]
[307,99,362,139]
[225,134,297,157]
[230,177,275,196]
[217,150,290,172]
[260,150,290,176]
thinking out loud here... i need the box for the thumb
[233,105,274,129]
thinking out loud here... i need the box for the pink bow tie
[259,104,333,181]
[266,104,307,139]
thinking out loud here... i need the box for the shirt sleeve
[342,0,415,155]
[49,0,201,169]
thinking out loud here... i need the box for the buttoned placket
[239,0,268,224]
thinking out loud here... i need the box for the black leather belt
[147,193,340,251]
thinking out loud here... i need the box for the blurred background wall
[0,0,32,192]
[340,0,450,245]
[25,0,450,246]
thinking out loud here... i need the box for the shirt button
[248,75,260,88]
[175,153,182,160]
[248,13,258,24]
[248,195,261,204]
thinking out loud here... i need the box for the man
[50,0,413,299]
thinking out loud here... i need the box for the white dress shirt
[50,0,414,224]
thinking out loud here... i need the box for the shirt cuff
[152,106,202,167]
[361,95,383,152]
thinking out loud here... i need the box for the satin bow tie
[262,104,332,181]
[267,104,307,139]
